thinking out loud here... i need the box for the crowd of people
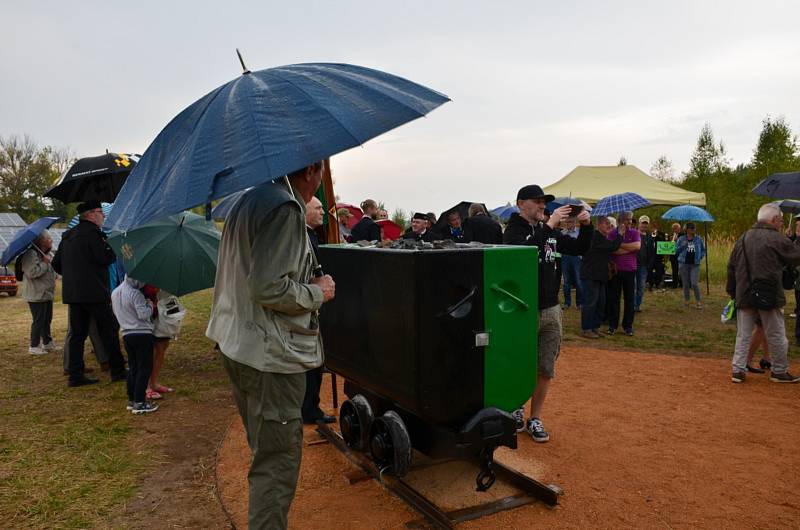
[20,200,183,414]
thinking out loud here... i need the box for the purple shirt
[608,227,640,272]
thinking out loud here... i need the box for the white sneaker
[43,342,59,351]
[28,346,47,355]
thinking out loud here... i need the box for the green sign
[657,241,676,255]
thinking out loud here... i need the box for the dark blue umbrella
[211,189,250,221]
[545,196,592,215]
[752,172,800,199]
[777,199,800,215]
[489,204,518,221]
[662,204,715,222]
[591,192,651,217]
[106,62,450,232]
[1,217,59,266]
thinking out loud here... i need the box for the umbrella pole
[704,222,710,295]
[321,159,340,244]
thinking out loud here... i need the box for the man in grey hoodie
[111,276,158,414]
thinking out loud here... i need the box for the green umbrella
[108,212,220,296]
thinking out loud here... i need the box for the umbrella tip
[236,49,251,75]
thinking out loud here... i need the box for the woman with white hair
[21,230,57,354]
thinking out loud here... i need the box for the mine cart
[319,244,539,490]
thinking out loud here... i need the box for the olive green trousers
[222,355,306,530]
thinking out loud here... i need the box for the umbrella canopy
[490,204,519,221]
[433,201,487,234]
[376,219,402,240]
[45,153,139,203]
[591,192,651,217]
[69,203,114,229]
[336,203,363,229]
[545,196,592,215]
[0,217,59,266]
[777,199,800,215]
[106,63,450,232]
[107,212,221,296]
[211,188,250,221]
[662,204,715,222]
[752,171,800,199]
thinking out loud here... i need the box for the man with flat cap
[504,184,593,443]
[403,212,437,242]
[53,200,127,387]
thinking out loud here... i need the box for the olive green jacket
[21,248,56,302]
[206,180,324,373]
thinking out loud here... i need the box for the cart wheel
[369,410,411,477]
[339,394,373,451]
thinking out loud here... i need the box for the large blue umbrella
[1,217,59,266]
[591,192,651,217]
[490,204,518,221]
[752,172,800,199]
[106,63,450,232]
[662,204,715,222]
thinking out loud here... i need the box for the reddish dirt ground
[216,346,800,529]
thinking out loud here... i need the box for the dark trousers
[650,258,665,287]
[301,367,325,422]
[580,279,607,331]
[67,303,126,382]
[561,255,584,307]
[28,301,53,347]
[669,255,681,288]
[608,270,636,331]
[123,333,154,403]
[63,307,109,372]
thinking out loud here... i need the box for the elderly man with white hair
[727,202,800,383]
[21,229,57,354]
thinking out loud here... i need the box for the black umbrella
[45,153,139,203]
[433,201,487,235]
[752,171,800,199]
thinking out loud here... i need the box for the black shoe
[68,376,100,387]
[606,328,616,335]
[303,414,336,425]
[110,370,129,383]
[624,328,634,336]
[769,372,800,383]
[731,371,746,384]
[746,365,765,374]
[759,358,772,370]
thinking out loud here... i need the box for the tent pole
[704,222,710,295]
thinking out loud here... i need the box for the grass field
[1,267,798,528]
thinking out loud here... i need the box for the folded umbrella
[107,212,221,296]
[106,62,450,232]
[752,172,800,199]
[45,153,139,203]
[0,217,60,266]
[662,204,715,222]
[591,192,651,217]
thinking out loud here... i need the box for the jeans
[561,255,584,307]
[123,333,154,403]
[732,308,789,374]
[679,263,701,302]
[28,301,53,347]
[635,264,648,309]
[581,279,607,331]
[608,270,636,331]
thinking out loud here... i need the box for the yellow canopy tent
[544,165,706,206]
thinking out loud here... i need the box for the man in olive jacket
[53,200,127,387]
[727,203,800,383]
[206,163,335,530]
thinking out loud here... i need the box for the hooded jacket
[52,219,116,304]
[503,212,593,309]
[111,276,154,336]
[726,222,800,309]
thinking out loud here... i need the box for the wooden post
[704,222,710,295]
[321,159,340,244]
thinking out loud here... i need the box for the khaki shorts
[538,304,562,378]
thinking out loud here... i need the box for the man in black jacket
[403,212,437,242]
[302,197,336,424]
[53,200,127,387]
[463,203,503,244]
[503,185,592,443]
[350,199,382,242]
[438,210,470,242]
[579,216,622,338]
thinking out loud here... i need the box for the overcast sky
[3,1,799,216]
